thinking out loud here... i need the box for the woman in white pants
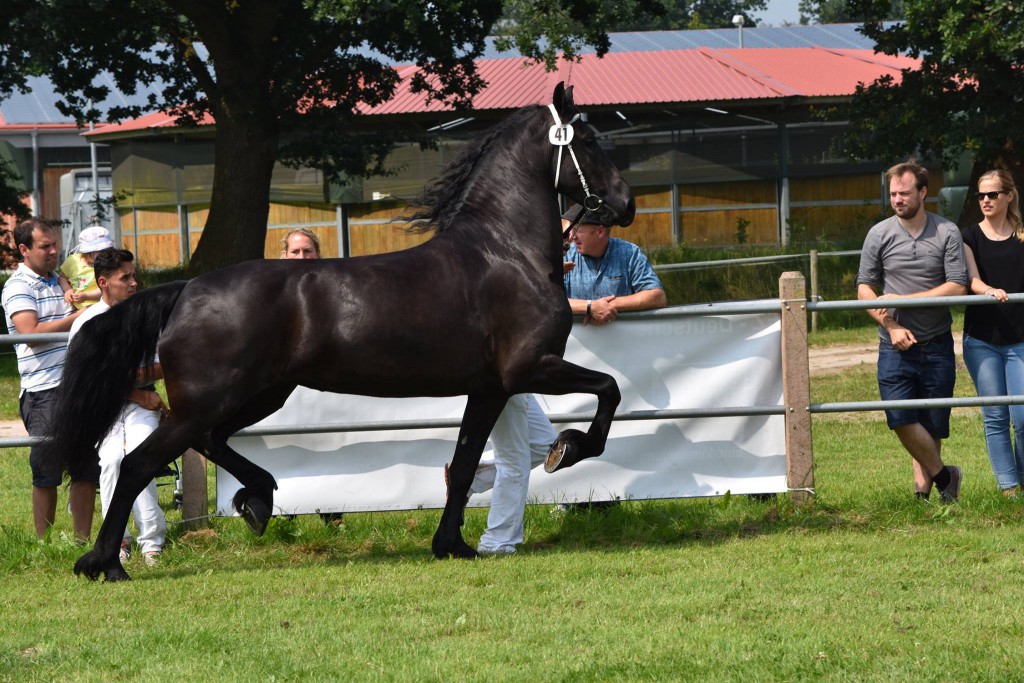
[468,394,557,555]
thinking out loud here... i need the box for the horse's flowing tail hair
[47,281,188,481]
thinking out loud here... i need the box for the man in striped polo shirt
[2,217,92,541]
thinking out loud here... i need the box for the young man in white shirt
[68,248,167,565]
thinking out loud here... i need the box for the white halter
[547,104,603,213]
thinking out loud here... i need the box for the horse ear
[552,82,576,118]
[552,81,566,110]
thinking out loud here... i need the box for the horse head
[549,82,636,228]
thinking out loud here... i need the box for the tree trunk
[186,111,280,276]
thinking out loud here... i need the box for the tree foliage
[838,0,1024,225]
[798,0,902,25]
[569,0,766,30]
[0,157,30,223]
[0,0,659,274]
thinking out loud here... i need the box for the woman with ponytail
[962,169,1024,496]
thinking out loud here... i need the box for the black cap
[561,204,604,226]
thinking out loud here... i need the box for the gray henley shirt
[855,211,968,340]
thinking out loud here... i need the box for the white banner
[218,308,786,515]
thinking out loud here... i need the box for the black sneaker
[939,466,963,503]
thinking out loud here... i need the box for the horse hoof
[73,549,131,582]
[544,439,571,473]
[431,534,478,560]
[544,429,590,473]
[105,565,132,582]
[241,497,271,536]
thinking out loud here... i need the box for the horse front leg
[515,356,621,473]
[432,392,509,559]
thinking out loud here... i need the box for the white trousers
[98,404,167,554]
[470,394,557,552]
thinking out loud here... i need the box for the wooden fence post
[780,272,814,504]
[181,448,208,529]
[809,249,819,333]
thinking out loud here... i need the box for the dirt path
[809,331,964,375]
[0,419,25,437]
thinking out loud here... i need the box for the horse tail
[48,280,189,481]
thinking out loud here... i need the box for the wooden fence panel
[347,201,432,257]
[679,180,778,245]
[619,212,672,248]
[133,233,182,268]
[682,208,778,245]
[626,186,673,248]
[683,180,776,207]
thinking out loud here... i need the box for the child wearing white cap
[58,226,115,310]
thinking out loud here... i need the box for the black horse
[47,82,635,581]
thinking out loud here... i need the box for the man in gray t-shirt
[856,160,968,502]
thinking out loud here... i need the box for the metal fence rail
[653,249,861,273]
[1,291,1021,451]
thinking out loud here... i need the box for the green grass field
[1,323,1022,680]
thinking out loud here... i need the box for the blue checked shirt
[2,263,73,393]
[564,238,663,300]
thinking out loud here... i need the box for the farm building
[2,24,939,267]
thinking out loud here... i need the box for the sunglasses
[977,190,1010,201]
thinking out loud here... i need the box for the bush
[647,234,873,332]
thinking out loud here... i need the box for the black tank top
[962,222,1024,345]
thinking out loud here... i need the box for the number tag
[548,124,574,146]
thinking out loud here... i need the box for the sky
[755,0,803,26]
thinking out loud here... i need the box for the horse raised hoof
[431,531,479,560]
[233,488,271,536]
[74,549,131,582]
[544,429,594,473]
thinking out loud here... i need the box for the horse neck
[442,118,563,259]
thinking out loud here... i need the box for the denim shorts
[20,388,99,487]
[877,331,956,438]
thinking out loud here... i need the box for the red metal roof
[86,47,919,137]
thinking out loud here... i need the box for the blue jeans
[877,332,955,438]
[962,334,1024,490]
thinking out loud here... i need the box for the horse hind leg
[75,414,196,582]
[195,384,296,536]
[432,392,509,560]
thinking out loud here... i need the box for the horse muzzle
[593,194,636,228]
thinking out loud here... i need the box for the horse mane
[402,105,542,234]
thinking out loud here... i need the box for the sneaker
[477,544,516,556]
[143,551,161,567]
[118,541,131,563]
[939,466,963,503]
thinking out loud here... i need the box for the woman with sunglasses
[962,169,1024,496]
